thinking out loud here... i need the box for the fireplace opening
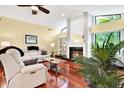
[69,47,83,60]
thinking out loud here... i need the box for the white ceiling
[0,5,124,31]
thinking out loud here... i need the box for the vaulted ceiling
[0,5,124,31]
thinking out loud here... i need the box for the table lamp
[50,43,55,57]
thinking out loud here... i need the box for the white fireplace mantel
[66,42,86,59]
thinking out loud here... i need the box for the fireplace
[69,47,83,60]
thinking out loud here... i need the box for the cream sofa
[0,49,47,88]
[21,50,50,63]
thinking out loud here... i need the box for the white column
[120,13,124,56]
[67,18,71,42]
[66,18,71,59]
[121,13,124,41]
[91,16,96,43]
[83,12,93,57]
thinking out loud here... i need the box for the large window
[95,14,121,46]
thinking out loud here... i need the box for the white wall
[70,15,83,36]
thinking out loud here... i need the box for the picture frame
[25,35,37,44]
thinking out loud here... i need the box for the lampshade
[50,43,55,47]
[91,19,124,33]
[1,41,11,47]
[31,6,38,11]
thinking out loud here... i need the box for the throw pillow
[28,50,39,56]
[23,58,38,66]
[27,46,39,51]
[41,50,47,55]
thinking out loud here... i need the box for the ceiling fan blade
[38,6,50,14]
[17,5,32,7]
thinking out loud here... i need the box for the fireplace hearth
[69,47,83,60]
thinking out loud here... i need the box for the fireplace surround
[69,47,83,60]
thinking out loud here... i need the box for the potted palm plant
[74,33,124,88]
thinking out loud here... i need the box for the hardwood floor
[0,61,88,88]
[0,69,6,88]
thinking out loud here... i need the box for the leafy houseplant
[74,33,124,88]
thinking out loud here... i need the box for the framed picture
[25,35,37,44]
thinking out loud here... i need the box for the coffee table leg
[55,64,58,75]
[64,63,66,75]
[50,63,58,75]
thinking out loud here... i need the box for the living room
[0,5,87,88]
[1,4,124,89]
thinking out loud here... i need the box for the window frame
[95,14,121,45]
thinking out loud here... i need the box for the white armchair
[0,49,47,88]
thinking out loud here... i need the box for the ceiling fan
[17,5,50,15]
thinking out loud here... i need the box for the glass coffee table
[47,58,66,75]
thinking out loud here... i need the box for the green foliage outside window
[95,14,121,47]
